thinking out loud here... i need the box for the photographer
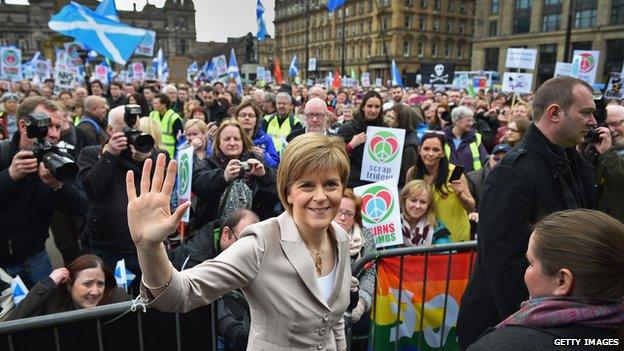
[192,119,278,230]
[77,105,161,290]
[0,97,87,288]
[594,104,624,222]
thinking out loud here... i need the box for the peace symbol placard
[177,145,194,223]
[360,126,405,183]
[354,179,403,248]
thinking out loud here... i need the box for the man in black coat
[0,97,87,287]
[457,77,598,349]
[78,105,164,291]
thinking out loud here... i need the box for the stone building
[472,0,624,86]
[274,0,475,85]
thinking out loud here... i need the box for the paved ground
[45,231,64,269]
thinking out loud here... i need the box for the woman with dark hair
[233,100,280,169]
[504,117,531,147]
[406,132,474,242]
[90,80,105,97]
[128,93,150,117]
[391,104,421,187]
[337,90,386,188]
[192,119,278,229]
[6,255,130,320]
[468,209,624,350]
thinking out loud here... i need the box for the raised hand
[126,153,190,249]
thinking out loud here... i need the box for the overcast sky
[5,0,275,42]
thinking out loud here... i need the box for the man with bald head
[594,104,624,222]
[77,105,162,285]
[308,86,327,101]
[77,95,108,146]
[286,97,331,142]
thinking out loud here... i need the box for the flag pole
[340,5,346,78]
[305,0,310,81]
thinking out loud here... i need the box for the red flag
[332,69,341,89]
[274,57,283,84]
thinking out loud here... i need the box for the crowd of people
[0,74,623,350]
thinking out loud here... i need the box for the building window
[431,43,438,57]
[447,20,453,33]
[434,0,441,10]
[381,17,389,30]
[459,20,466,34]
[457,44,463,58]
[421,0,428,8]
[448,0,455,11]
[460,1,466,13]
[445,44,451,57]
[612,0,624,25]
[433,18,440,31]
[381,44,387,56]
[405,15,412,28]
[368,20,373,31]
[605,39,624,74]
[368,45,372,56]
[484,47,499,71]
[419,16,426,30]
[571,41,592,52]
[538,43,557,84]
[490,0,499,14]
[405,0,414,6]
[541,14,561,31]
[418,41,424,57]
[488,21,497,36]
[369,0,374,11]
[404,40,412,56]
[380,0,390,7]
[575,9,596,28]
[513,0,532,34]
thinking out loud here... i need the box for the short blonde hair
[138,117,166,151]
[213,119,253,157]
[277,134,350,213]
[400,180,438,228]
[184,118,207,134]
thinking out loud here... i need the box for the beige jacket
[142,212,351,350]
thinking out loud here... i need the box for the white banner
[0,47,22,80]
[502,72,533,94]
[361,72,370,87]
[605,72,623,100]
[64,42,84,68]
[505,48,538,70]
[554,62,573,78]
[308,57,317,71]
[177,145,194,223]
[54,67,78,91]
[131,62,144,81]
[134,30,156,57]
[571,50,600,85]
[360,126,406,183]
[354,179,404,248]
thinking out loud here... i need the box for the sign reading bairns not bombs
[354,179,404,248]
[360,126,405,183]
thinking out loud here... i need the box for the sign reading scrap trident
[177,146,194,223]
[360,126,406,183]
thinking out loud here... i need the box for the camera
[122,105,154,154]
[585,127,601,144]
[239,161,251,175]
[26,113,78,181]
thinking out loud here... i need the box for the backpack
[77,117,102,136]
[216,179,253,220]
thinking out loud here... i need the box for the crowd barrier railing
[0,300,218,351]
[347,241,478,351]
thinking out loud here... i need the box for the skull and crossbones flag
[421,63,455,84]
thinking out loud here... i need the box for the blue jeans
[4,250,53,289]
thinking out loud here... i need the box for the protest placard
[502,72,533,94]
[131,62,144,81]
[571,50,600,85]
[361,72,370,87]
[360,126,406,182]
[605,72,623,100]
[308,57,317,72]
[213,55,228,78]
[64,42,84,68]
[54,67,77,91]
[177,145,194,223]
[354,179,404,248]
[421,63,455,84]
[554,62,572,77]
[0,47,22,80]
[134,30,156,57]
[505,48,538,70]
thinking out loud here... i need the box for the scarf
[497,296,624,330]
[401,215,432,246]
[215,152,253,185]
[348,224,365,259]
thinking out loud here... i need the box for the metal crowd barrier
[347,241,478,351]
[0,300,218,351]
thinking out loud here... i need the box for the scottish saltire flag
[327,0,346,12]
[228,48,243,96]
[187,61,198,84]
[391,60,403,87]
[256,0,267,41]
[95,0,119,21]
[114,259,136,292]
[152,48,168,81]
[162,61,169,82]
[372,253,473,350]
[49,2,147,65]
[11,275,28,306]
[206,60,217,82]
[288,55,298,77]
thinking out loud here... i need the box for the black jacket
[191,153,278,229]
[203,102,229,125]
[467,324,620,351]
[337,117,386,188]
[170,219,222,270]
[0,133,87,266]
[78,145,164,254]
[457,124,597,348]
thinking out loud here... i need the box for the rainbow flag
[370,252,474,350]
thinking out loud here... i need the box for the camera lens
[43,153,78,181]
[133,134,155,153]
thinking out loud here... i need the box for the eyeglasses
[305,112,326,120]
[491,156,502,162]
[508,127,519,133]
[237,113,256,119]
[605,118,624,129]
[336,210,355,218]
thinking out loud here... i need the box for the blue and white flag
[228,48,243,96]
[152,48,168,81]
[327,0,346,12]
[187,61,198,83]
[11,275,28,306]
[114,259,136,292]
[206,60,217,82]
[288,55,299,78]
[48,2,148,65]
[391,60,403,88]
[95,0,119,21]
[256,0,267,41]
